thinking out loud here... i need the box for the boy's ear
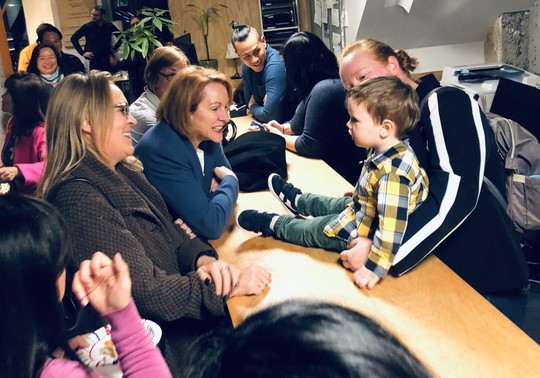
[380,119,395,138]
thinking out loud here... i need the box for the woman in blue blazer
[135,66,239,240]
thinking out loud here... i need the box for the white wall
[408,41,485,73]
[346,0,534,72]
[343,0,366,47]
[21,0,55,42]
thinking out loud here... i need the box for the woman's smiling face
[188,82,230,148]
[37,47,58,75]
[100,85,137,169]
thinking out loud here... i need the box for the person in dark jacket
[37,23,85,74]
[70,6,120,72]
[39,71,271,376]
[338,38,529,325]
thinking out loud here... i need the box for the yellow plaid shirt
[323,142,429,277]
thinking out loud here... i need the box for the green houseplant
[187,4,228,69]
[115,7,176,60]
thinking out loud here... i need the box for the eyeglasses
[158,71,177,81]
[113,102,130,118]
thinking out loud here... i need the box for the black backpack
[224,131,287,192]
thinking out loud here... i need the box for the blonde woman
[40,72,270,376]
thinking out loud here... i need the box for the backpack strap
[484,118,510,211]
[501,117,519,171]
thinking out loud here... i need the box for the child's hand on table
[353,266,381,290]
[340,237,371,271]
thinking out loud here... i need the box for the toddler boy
[237,76,429,289]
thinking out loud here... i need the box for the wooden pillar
[0,4,14,77]
[298,0,312,32]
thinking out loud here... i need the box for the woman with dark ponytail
[262,31,366,185]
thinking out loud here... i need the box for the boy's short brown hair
[345,76,420,139]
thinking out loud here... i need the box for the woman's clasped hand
[196,256,271,297]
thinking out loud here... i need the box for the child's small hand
[72,252,132,314]
[353,266,381,290]
[340,237,372,271]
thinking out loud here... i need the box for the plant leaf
[139,16,152,26]
[153,18,163,31]
[141,39,149,58]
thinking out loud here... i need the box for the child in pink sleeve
[0,195,172,378]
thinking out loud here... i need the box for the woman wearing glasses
[135,66,239,241]
[40,71,270,376]
[130,46,190,145]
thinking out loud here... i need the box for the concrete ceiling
[357,0,534,49]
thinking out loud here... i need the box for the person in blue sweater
[231,23,289,123]
[262,31,366,185]
[135,66,239,240]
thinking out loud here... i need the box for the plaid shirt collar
[367,141,409,169]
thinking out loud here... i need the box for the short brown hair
[145,46,189,93]
[157,65,232,138]
[345,76,419,139]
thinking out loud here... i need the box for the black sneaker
[236,209,277,237]
[268,173,301,216]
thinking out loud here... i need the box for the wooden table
[212,116,540,377]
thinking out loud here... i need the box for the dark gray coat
[48,153,227,376]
